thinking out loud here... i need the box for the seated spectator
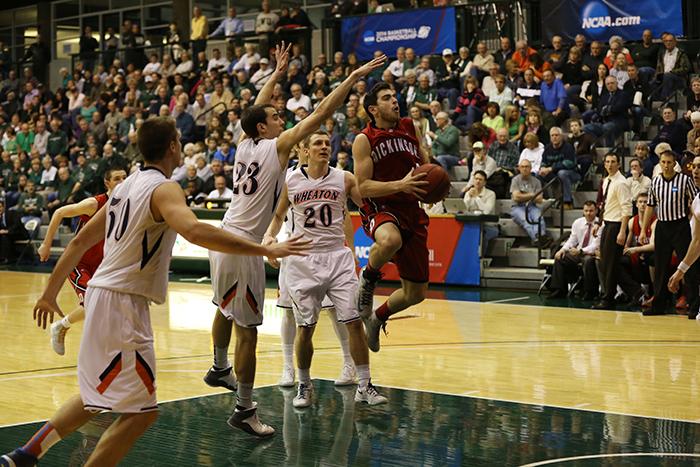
[512,40,537,73]
[568,119,595,177]
[481,64,501,97]
[609,53,630,89]
[488,75,514,114]
[207,174,233,200]
[16,123,34,155]
[143,53,161,75]
[0,200,27,264]
[175,103,195,145]
[207,48,230,73]
[32,120,49,157]
[539,126,579,208]
[179,165,203,197]
[435,49,461,109]
[414,75,438,114]
[527,53,550,82]
[504,104,525,143]
[409,106,431,150]
[504,59,520,92]
[521,110,549,147]
[494,37,513,73]
[621,192,655,302]
[452,77,487,131]
[15,181,44,224]
[251,58,274,91]
[415,56,435,87]
[519,132,544,174]
[287,83,311,114]
[548,201,600,299]
[656,33,691,100]
[482,102,505,131]
[560,46,584,105]
[468,141,497,186]
[687,112,700,153]
[514,68,540,107]
[470,42,495,84]
[539,69,568,126]
[687,77,700,116]
[632,29,660,84]
[627,157,651,205]
[624,64,651,134]
[335,151,353,172]
[510,159,552,247]
[46,167,80,217]
[650,106,687,156]
[462,170,498,252]
[469,122,496,150]
[583,64,610,123]
[651,143,681,178]
[213,140,236,169]
[487,128,519,198]
[39,155,57,193]
[603,36,633,69]
[175,51,193,75]
[544,35,567,70]
[583,76,630,147]
[429,112,461,171]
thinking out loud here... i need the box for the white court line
[519,452,700,466]
[485,296,530,304]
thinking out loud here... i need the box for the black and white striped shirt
[647,172,698,221]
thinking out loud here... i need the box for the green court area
[2,380,699,466]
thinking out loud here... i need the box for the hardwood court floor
[2,270,700,431]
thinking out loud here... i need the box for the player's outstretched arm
[153,182,309,258]
[33,204,107,329]
[344,171,363,207]
[669,213,700,293]
[276,55,387,164]
[353,133,428,199]
[254,41,291,107]
[38,197,99,262]
[262,185,290,268]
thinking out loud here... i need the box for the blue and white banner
[340,7,456,61]
[541,0,683,42]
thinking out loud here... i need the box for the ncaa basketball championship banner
[350,214,481,286]
[540,0,683,42]
[340,7,457,61]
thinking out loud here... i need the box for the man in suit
[583,76,631,147]
[0,200,28,263]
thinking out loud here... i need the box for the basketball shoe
[278,366,295,387]
[50,320,68,356]
[334,362,357,386]
[357,267,380,318]
[364,312,386,353]
[293,382,314,408]
[355,382,388,405]
[203,366,237,392]
[227,402,275,437]
[0,449,37,467]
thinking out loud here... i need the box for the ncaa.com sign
[582,14,640,29]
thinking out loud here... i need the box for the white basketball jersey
[221,137,286,242]
[286,165,347,252]
[89,167,178,304]
[283,164,299,236]
[692,194,700,236]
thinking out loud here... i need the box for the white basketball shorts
[284,248,360,327]
[79,287,158,413]
[277,258,334,310]
[209,250,265,327]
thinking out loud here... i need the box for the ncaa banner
[350,214,481,286]
[540,0,683,42]
[340,7,457,61]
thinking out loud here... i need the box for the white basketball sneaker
[355,382,388,406]
[227,402,275,437]
[334,362,357,386]
[357,267,380,318]
[292,382,314,408]
[364,312,386,353]
[278,365,295,387]
[50,320,68,356]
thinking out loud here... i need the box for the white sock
[298,368,311,384]
[356,364,370,390]
[280,308,296,368]
[60,316,71,328]
[237,382,254,409]
[214,346,229,369]
[327,309,353,366]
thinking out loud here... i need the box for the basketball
[414,163,451,204]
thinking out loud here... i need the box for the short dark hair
[137,116,178,163]
[583,200,597,209]
[604,152,620,163]
[363,82,393,124]
[241,104,274,138]
[104,168,126,181]
[486,102,500,113]
[473,170,487,179]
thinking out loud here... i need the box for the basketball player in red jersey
[37,168,128,355]
[353,82,431,352]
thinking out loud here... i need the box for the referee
[640,144,699,316]
[593,153,632,310]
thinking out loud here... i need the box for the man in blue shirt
[540,69,568,126]
[210,7,244,39]
[175,103,195,145]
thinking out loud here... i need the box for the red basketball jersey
[76,193,109,273]
[361,117,423,206]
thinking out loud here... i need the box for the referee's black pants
[652,219,698,314]
[600,221,623,304]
